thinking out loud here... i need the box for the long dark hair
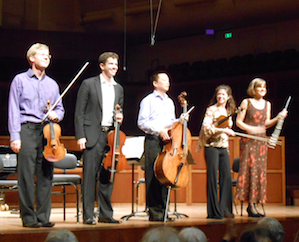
[209,84,236,115]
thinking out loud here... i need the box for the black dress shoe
[247,206,262,217]
[83,218,96,225]
[42,222,55,227]
[23,222,43,228]
[98,218,121,224]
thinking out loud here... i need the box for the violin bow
[268,96,291,149]
[42,61,89,123]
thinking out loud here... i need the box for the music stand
[120,137,148,221]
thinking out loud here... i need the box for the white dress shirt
[100,74,116,126]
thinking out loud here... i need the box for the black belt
[101,126,113,132]
[21,122,44,129]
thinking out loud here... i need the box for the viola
[154,91,193,189]
[43,101,66,162]
[103,104,127,182]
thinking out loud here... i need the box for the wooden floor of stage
[1,204,299,242]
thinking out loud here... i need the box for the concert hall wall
[0,19,299,188]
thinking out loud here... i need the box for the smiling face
[216,88,229,106]
[254,83,267,98]
[29,48,51,70]
[100,57,119,79]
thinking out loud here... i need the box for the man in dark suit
[74,52,124,225]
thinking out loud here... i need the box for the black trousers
[82,130,114,221]
[144,134,167,220]
[18,122,53,225]
[204,146,233,219]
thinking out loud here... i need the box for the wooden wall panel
[191,173,207,203]
[0,136,286,206]
[267,173,284,204]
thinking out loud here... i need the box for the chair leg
[241,201,243,216]
[76,185,79,223]
[233,197,238,214]
[136,181,140,212]
[63,186,66,221]
[261,203,266,215]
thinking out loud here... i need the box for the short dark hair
[98,52,119,65]
[150,71,169,83]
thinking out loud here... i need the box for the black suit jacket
[74,75,124,148]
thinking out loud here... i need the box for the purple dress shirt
[8,68,65,141]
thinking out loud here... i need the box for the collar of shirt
[27,68,46,80]
[153,89,169,100]
[100,73,117,86]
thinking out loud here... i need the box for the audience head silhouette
[240,225,278,242]
[179,227,207,242]
[140,226,180,242]
[257,217,285,242]
[45,229,78,242]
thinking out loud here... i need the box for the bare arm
[265,101,288,128]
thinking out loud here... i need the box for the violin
[103,104,127,182]
[154,91,193,189]
[213,107,242,128]
[42,62,89,161]
[43,101,66,162]
[214,107,283,145]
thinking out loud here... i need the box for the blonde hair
[247,78,267,97]
[26,43,49,65]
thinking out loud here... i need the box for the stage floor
[1,204,299,242]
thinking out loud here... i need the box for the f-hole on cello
[103,104,127,182]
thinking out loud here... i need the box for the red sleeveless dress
[235,99,268,204]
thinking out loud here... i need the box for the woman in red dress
[235,78,287,217]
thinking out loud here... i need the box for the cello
[103,104,127,182]
[154,91,193,189]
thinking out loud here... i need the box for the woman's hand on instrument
[277,109,288,120]
[10,140,21,153]
[47,111,58,122]
[115,112,123,123]
[77,138,87,150]
[160,128,171,141]
[223,128,235,136]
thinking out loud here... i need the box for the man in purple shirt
[8,43,64,228]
